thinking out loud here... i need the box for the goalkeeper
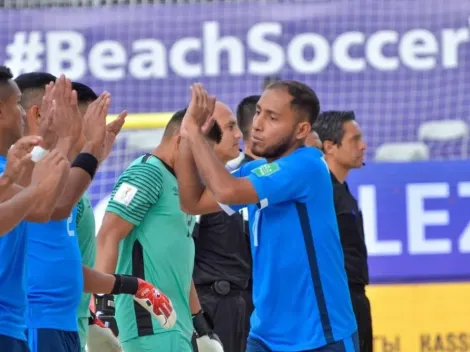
[96,110,222,352]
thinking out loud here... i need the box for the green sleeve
[106,162,163,226]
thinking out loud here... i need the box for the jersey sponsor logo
[113,182,138,206]
[252,163,280,177]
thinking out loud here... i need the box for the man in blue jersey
[0,66,74,352]
[177,82,359,351]
[18,74,176,352]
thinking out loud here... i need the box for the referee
[313,111,373,352]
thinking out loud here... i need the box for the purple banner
[347,161,470,283]
[0,0,469,159]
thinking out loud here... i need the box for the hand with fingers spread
[181,83,216,137]
[30,150,70,197]
[99,110,127,163]
[82,92,112,157]
[3,136,44,184]
[50,75,83,144]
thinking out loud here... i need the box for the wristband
[111,274,138,295]
[71,152,98,179]
[192,310,214,337]
[31,146,49,162]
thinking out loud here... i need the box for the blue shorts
[27,328,80,352]
[246,332,359,352]
[0,334,29,352]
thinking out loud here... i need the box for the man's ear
[322,140,336,156]
[24,105,41,135]
[296,121,311,140]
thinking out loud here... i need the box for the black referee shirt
[331,172,369,287]
[192,155,254,290]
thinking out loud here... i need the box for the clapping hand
[181,83,216,138]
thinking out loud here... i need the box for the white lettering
[406,183,451,255]
[89,41,126,80]
[365,30,399,71]
[129,39,167,79]
[358,185,403,256]
[399,29,438,70]
[287,33,329,73]
[40,21,468,82]
[170,37,202,78]
[203,21,244,76]
[46,31,86,79]
[457,182,470,253]
[67,213,75,237]
[441,28,470,69]
[332,31,366,72]
[247,23,284,75]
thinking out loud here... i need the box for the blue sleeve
[218,159,264,215]
[246,151,328,206]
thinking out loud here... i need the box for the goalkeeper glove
[111,274,177,329]
[87,309,122,352]
[193,310,224,352]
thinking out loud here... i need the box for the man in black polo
[313,111,373,352]
[193,99,256,352]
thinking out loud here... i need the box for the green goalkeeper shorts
[121,331,193,352]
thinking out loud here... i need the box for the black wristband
[111,274,139,295]
[71,152,98,180]
[192,310,214,337]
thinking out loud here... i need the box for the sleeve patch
[113,182,138,206]
[252,163,280,177]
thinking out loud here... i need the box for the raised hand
[37,82,58,149]
[82,92,111,156]
[99,110,127,163]
[3,136,43,184]
[50,75,83,144]
[181,83,216,137]
[30,149,70,196]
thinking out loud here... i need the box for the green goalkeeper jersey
[106,154,196,343]
[75,194,96,350]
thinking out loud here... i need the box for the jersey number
[67,213,75,237]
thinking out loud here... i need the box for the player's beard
[252,134,292,160]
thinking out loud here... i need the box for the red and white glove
[87,313,122,352]
[133,278,177,329]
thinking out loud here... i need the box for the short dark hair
[312,111,356,145]
[0,66,13,82]
[267,80,320,125]
[14,72,56,92]
[164,108,222,143]
[163,109,186,138]
[14,72,57,109]
[72,82,98,103]
[0,66,14,101]
[236,95,260,141]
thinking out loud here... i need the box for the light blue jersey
[25,206,83,331]
[221,147,357,351]
[0,155,29,341]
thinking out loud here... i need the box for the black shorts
[0,334,29,352]
[27,328,80,352]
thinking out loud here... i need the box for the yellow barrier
[107,112,173,130]
[368,282,470,351]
